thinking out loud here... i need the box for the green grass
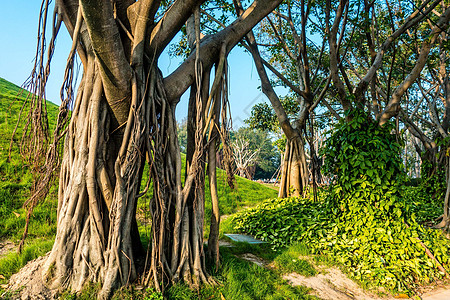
[224,241,278,262]
[0,78,59,297]
[58,243,315,300]
[222,240,317,279]
[205,168,278,216]
[0,239,54,284]
[157,245,314,300]
[273,243,317,276]
[217,249,314,300]
[0,78,59,243]
[59,283,103,300]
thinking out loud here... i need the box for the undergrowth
[232,111,450,295]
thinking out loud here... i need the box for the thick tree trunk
[42,56,212,299]
[42,54,144,296]
[278,136,308,198]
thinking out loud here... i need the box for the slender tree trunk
[206,85,221,268]
[435,155,450,230]
[207,137,220,267]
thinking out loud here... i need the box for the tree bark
[278,137,308,198]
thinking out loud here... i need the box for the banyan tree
[18,0,282,298]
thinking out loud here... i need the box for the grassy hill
[0,78,59,240]
[0,78,59,285]
[0,77,279,290]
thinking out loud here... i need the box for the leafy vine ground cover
[232,111,450,295]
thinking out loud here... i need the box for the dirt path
[421,288,450,300]
[283,268,394,300]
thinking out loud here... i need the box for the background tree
[231,137,259,179]
[177,118,188,153]
[320,0,450,227]
[230,127,279,179]
[233,0,331,197]
[19,0,282,298]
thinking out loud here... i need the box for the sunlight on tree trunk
[278,137,308,198]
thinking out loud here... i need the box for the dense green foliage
[244,96,300,133]
[232,111,450,294]
[419,156,447,203]
[232,194,450,294]
[405,186,442,225]
[321,110,405,211]
[232,197,328,249]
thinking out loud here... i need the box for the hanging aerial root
[17,3,83,253]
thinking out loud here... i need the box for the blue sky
[0,2,286,128]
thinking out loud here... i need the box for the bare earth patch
[283,267,395,300]
[0,240,16,258]
[5,254,57,300]
[239,253,269,267]
[236,250,450,299]
[419,287,450,300]
[283,265,450,300]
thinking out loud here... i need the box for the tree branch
[379,6,450,125]
[80,0,132,125]
[354,0,443,100]
[164,0,283,102]
[233,0,298,139]
[148,0,207,57]
[326,0,351,110]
